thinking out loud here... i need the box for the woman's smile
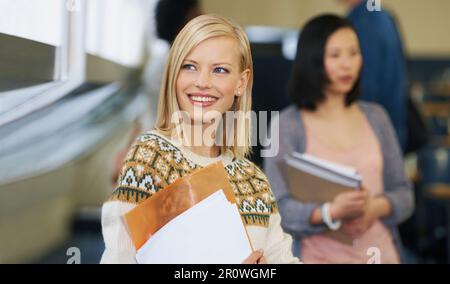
[187,93,219,108]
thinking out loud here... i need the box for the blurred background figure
[340,0,450,261]
[264,14,414,264]
[339,0,408,152]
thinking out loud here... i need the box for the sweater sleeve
[100,137,158,264]
[100,201,137,264]
[264,111,327,237]
[375,106,415,226]
[263,212,302,264]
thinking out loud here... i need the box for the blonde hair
[154,14,254,159]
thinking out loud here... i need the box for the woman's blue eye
[214,67,229,74]
[182,64,196,71]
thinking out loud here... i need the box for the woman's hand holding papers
[330,190,368,220]
[342,192,393,238]
[309,190,368,226]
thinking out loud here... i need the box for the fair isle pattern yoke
[108,132,278,227]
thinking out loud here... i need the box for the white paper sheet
[136,190,252,264]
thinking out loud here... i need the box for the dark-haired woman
[264,14,414,264]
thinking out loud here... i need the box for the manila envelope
[123,161,249,250]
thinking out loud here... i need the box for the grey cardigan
[263,102,414,262]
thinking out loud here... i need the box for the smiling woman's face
[176,36,249,123]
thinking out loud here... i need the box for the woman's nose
[340,56,353,70]
[195,70,212,89]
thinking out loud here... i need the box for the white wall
[0,0,64,46]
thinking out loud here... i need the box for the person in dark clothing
[340,0,408,151]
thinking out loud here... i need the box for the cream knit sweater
[100,130,300,264]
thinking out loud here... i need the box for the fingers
[337,192,368,205]
[343,199,366,214]
[347,191,368,200]
[351,201,367,211]
[333,191,371,220]
[344,193,368,210]
[242,250,264,264]
[257,256,268,264]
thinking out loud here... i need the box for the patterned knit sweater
[100,130,300,264]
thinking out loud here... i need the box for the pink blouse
[301,114,400,264]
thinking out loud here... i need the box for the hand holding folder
[284,152,363,244]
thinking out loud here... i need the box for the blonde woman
[100,14,300,264]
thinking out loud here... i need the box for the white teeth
[190,96,217,102]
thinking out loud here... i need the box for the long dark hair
[288,14,361,110]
